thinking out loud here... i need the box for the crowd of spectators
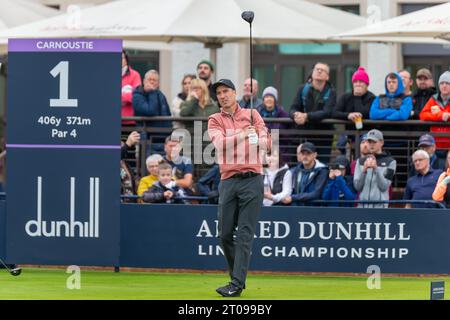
[120,49,450,208]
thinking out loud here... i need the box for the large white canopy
[0,0,367,43]
[0,0,371,65]
[336,2,450,41]
[0,0,59,30]
[0,0,59,53]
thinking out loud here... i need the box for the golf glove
[248,132,258,145]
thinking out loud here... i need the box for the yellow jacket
[137,175,159,196]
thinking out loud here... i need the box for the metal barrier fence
[120,195,447,209]
[120,194,446,209]
[121,116,450,191]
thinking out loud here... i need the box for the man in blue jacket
[132,69,172,153]
[283,142,328,206]
[403,150,442,209]
[369,72,413,121]
[132,69,172,127]
[369,72,413,174]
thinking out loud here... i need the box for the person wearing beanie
[412,68,436,120]
[257,86,291,163]
[332,66,375,127]
[197,60,217,101]
[420,71,450,149]
[257,86,290,129]
[332,67,376,157]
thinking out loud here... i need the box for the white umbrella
[331,35,449,44]
[336,2,450,40]
[0,0,59,53]
[0,0,367,65]
[0,0,59,29]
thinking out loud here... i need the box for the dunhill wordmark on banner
[25,176,100,238]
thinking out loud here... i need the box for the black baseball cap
[212,79,236,92]
[330,155,349,169]
[299,142,316,153]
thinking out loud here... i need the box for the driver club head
[241,11,254,24]
[10,268,22,276]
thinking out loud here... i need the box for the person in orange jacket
[432,149,450,208]
[419,71,450,149]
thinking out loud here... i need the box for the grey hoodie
[353,152,396,208]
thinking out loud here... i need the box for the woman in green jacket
[180,78,219,131]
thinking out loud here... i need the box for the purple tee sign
[6,38,122,266]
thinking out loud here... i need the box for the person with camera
[353,129,397,208]
[322,155,356,207]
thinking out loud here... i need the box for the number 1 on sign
[50,61,78,107]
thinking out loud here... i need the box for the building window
[253,5,360,108]
[280,65,305,108]
[125,50,160,80]
[279,43,342,55]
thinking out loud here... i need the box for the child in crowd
[142,162,186,204]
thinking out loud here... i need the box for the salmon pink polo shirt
[208,104,271,180]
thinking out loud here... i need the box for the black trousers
[217,174,264,289]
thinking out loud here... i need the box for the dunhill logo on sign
[25,176,100,238]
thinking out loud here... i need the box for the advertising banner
[6,39,122,266]
[121,204,450,274]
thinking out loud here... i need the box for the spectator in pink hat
[332,67,375,127]
[332,67,376,156]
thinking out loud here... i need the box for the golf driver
[0,258,21,276]
[241,10,255,126]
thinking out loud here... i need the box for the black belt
[230,172,260,179]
